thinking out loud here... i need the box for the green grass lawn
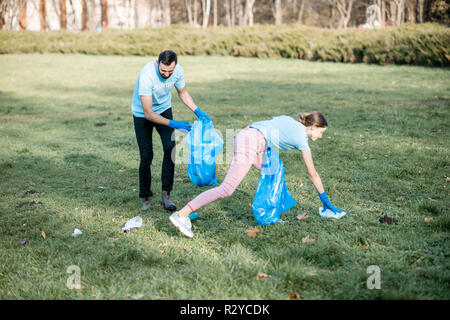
[0,54,449,299]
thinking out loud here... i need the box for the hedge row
[1,23,449,66]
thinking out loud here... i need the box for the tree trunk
[406,0,415,23]
[185,0,193,25]
[237,0,245,26]
[418,0,424,23]
[297,0,306,24]
[101,0,108,27]
[245,0,256,26]
[81,0,87,30]
[379,0,385,27]
[272,0,282,25]
[40,0,47,30]
[231,0,236,26]
[60,0,67,29]
[194,0,199,26]
[161,0,171,26]
[394,0,404,25]
[213,0,217,26]
[19,1,27,30]
[224,0,231,27]
[201,0,210,28]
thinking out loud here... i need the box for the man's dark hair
[158,50,177,66]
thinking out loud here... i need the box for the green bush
[0,23,449,66]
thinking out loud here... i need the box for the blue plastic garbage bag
[252,148,297,225]
[186,118,224,186]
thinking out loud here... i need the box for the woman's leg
[177,128,262,218]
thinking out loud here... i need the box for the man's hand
[168,120,192,132]
[194,108,211,122]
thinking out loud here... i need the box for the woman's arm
[301,150,325,194]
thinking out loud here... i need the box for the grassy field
[0,54,449,299]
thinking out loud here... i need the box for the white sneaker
[319,207,346,219]
[169,212,194,238]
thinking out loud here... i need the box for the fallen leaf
[40,229,46,239]
[296,213,309,220]
[424,217,433,223]
[354,261,360,266]
[245,226,259,238]
[287,293,301,299]
[360,245,369,250]
[301,235,316,243]
[396,196,404,201]
[297,178,303,184]
[257,273,268,280]
[5,205,12,209]
[446,177,450,182]
[416,258,422,264]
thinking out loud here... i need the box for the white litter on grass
[72,228,83,237]
[122,216,143,232]
[319,207,347,219]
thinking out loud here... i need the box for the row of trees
[1,0,448,31]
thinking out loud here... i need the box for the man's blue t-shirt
[250,115,310,151]
[131,61,185,117]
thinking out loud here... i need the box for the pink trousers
[187,126,267,212]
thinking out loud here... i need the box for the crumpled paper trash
[122,216,143,232]
[72,228,83,237]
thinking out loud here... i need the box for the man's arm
[176,87,198,112]
[141,96,170,126]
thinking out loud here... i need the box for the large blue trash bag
[252,147,297,225]
[186,118,224,186]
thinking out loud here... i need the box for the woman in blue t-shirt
[170,112,345,238]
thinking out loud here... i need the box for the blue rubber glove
[194,108,211,121]
[168,120,192,132]
[318,192,342,214]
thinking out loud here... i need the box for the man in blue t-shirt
[131,50,210,211]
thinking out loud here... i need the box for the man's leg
[133,116,154,205]
[155,108,176,211]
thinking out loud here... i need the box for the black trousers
[133,108,175,198]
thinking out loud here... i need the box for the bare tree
[328,0,354,28]
[40,0,47,30]
[213,0,217,26]
[101,0,108,27]
[295,0,306,24]
[161,0,171,26]
[81,0,87,30]
[184,0,199,26]
[19,0,26,29]
[272,0,282,25]
[201,0,210,27]
[417,0,424,23]
[60,0,67,29]
[244,0,256,26]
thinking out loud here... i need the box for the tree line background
[0,0,449,31]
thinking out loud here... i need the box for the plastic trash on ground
[72,228,83,237]
[122,216,143,232]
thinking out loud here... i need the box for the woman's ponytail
[298,112,328,128]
